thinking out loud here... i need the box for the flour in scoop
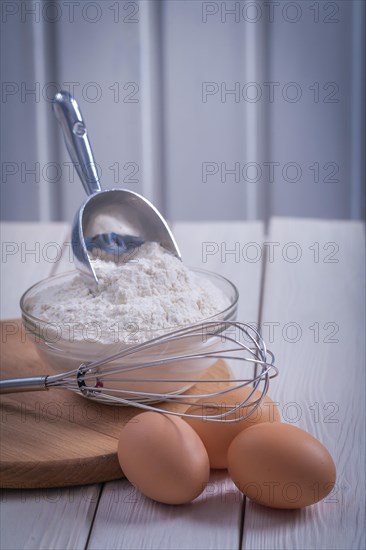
[29,242,231,343]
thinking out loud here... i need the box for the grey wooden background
[1,0,365,223]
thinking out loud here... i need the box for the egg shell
[227,422,336,509]
[184,386,281,469]
[117,411,210,505]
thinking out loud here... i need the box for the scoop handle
[52,91,102,196]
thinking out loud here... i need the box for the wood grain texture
[0,320,233,489]
[0,223,102,550]
[0,484,100,550]
[242,218,366,550]
[6,221,362,549]
[0,221,263,550]
[0,320,122,488]
[87,472,243,550]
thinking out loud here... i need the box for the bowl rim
[20,267,239,330]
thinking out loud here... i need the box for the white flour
[29,242,230,344]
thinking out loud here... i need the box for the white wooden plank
[173,221,265,324]
[88,221,265,550]
[0,222,69,319]
[0,485,100,550]
[51,228,74,275]
[268,6,355,220]
[88,473,242,550]
[56,6,142,222]
[0,222,101,550]
[0,15,42,222]
[139,1,165,210]
[162,1,252,222]
[242,218,366,550]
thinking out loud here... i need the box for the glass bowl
[20,268,239,401]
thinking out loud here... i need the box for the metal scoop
[52,91,180,284]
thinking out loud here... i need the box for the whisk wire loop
[1,321,278,422]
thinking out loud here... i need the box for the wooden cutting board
[0,320,231,489]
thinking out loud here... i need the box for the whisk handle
[0,376,48,394]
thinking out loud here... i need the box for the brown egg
[184,386,280,469]
[117,411,210,505]
[227,422,336,509]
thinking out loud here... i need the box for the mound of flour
[29,242,231,344]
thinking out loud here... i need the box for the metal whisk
[0,321,277,422]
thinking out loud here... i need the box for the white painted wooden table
[0,219,365,550]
